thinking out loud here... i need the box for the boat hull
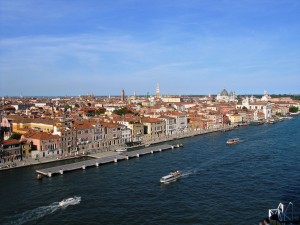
[160,171,181,184]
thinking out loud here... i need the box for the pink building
[22,131,61,158]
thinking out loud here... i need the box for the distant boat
[226,138,240,145]
[280,116,293,120]
[145,143,151,147]
[249,121,263,125]
[160,171,181,184]
[115,148,127,152]
[268,119,276,124]
[59,196,81,207]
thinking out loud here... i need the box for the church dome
[220,89,229,96]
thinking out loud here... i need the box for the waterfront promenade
[36,144,183,178]
[0,125,235,171]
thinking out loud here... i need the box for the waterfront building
[100,122,124,148]
[73,121,94,153]
[53,126,77,155]
[228,113,243,125]
[1,139,22,163]
[141,118,166,141]
[206,112,224,128]
[236,98,272,120]
[167,111,188,132]
[187,116,207,130]
[158,115,177,135]
[22,131,62,159]
[114,117,143,143]
[121,126,132,144]
[127,122,144,142]
[21,140,32,157]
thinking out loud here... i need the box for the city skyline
[1,0,300,96]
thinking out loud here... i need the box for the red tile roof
[3,139,20,145]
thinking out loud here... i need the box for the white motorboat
[226,138,240,145]
[59,196,81,207]
[115,148,127,152]
[160,171,181,184]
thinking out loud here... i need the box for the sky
[0,0,300,96]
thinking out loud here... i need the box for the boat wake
[180,169,200,178]
[4,196,81,225]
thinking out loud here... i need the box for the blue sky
[0,0,299,96]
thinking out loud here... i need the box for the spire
[156,83,160,99]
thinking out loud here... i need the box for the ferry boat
[226,138,240,145]
[59,196,81,207]
[160,171,181,184]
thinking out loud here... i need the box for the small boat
[145,143,151,147]
[226,138,240,145]
[59,196,81,207]
[249,120,263,125]
[115,148,127,152]
[160,171,181,184]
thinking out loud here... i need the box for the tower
[156,83,160,99]
[121,88,125,102]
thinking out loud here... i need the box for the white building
[168,112,188,132]
[237,98,272,120]
[216,89,237,102]
[261,89,272,102]
[159,116,177,135]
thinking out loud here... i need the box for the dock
[36,144,183,178]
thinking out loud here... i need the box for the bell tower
[156,83,160,99]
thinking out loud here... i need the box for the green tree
[95,108,106,115]
[289,106,299,113]
[9,133,21,140]
[113,107,133,116]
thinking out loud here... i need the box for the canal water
[1,116,299,225]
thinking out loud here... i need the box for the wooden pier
[36,144,183,178]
